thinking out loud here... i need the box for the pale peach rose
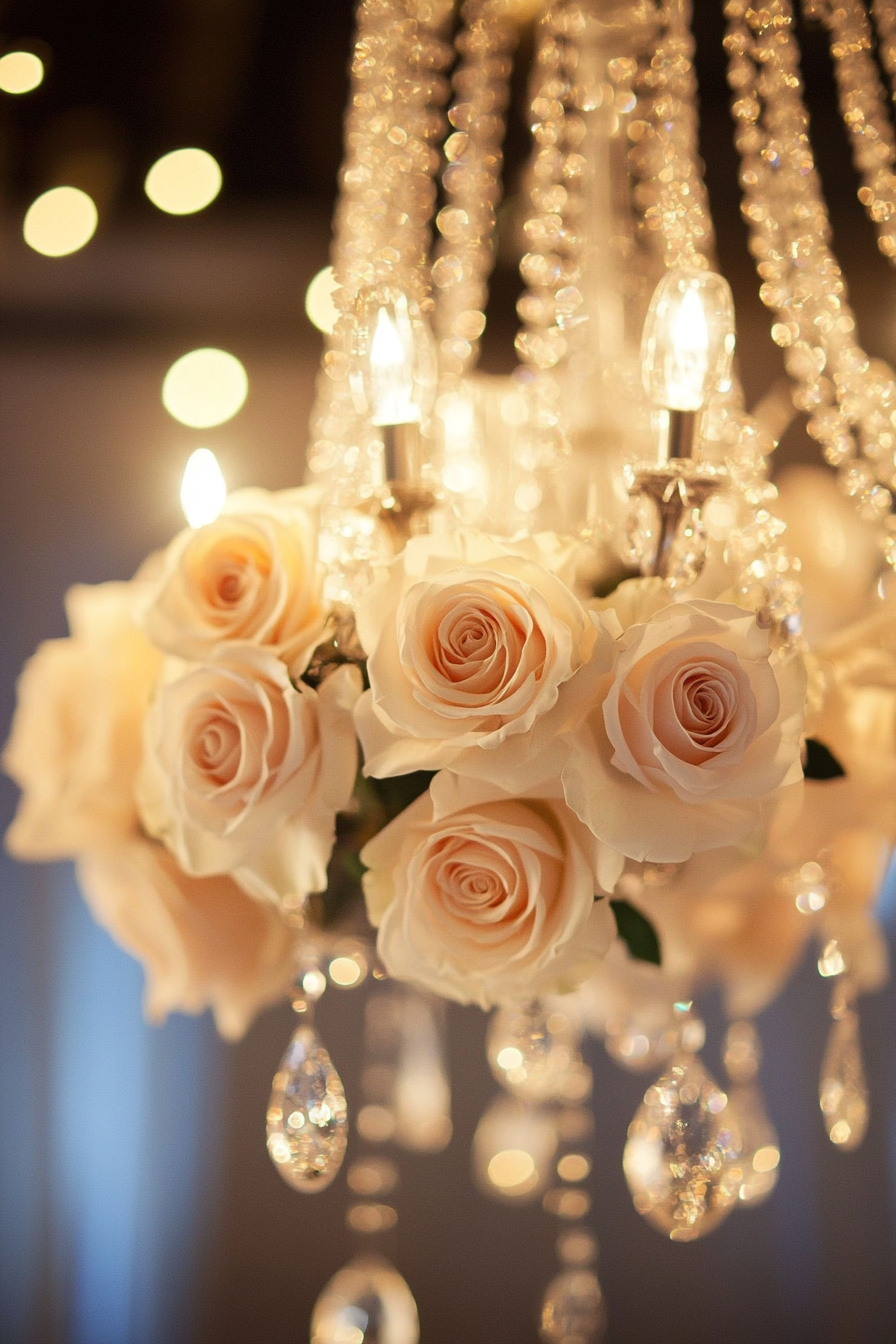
[4,581,162,859]
[78,837,296,1039]
[360,771,622,1009]
[354,529,615,782]
[140,486,325,675]
[137,653,361,907]
[563,600,806,863]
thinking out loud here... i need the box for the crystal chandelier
[5,0,896,1339]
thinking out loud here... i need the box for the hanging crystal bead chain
[809,0,896,261]
[433,0,519,388]
[725,0,896,558]
[307,0,454,606]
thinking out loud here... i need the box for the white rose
[360,771,622,1009]
[78,837,296,1040]
[4,581,162,859]
[140,486,325,674]
[563,600,806,862]
[136,652,361,907]
[354,529,614,783]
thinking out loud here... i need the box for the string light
[23,186,97,257]
[144,148,222,215]
[162,348,248,428]
[0,51,44,94]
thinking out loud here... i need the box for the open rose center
[200,540,272,612]
[188,710,241,785]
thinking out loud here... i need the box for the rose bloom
[78,837,296,1039]
[354,529,614,782]
[4,581,162,859]
[361,772,622,1009]
[137,652,360,907]
[563,600,806,863]
[140,486,325,675]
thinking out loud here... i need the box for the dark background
[0,3,896,1343]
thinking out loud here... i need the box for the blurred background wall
[1,3,896,1342]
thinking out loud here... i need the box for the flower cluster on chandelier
[6,0,896,1340]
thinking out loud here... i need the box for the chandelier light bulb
[180,448,227,528]
[0,50,44,94]
[144,147,222,215]
[23,186,97,257]
[349,289,437,427]
[641,269,736,412]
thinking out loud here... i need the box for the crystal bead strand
[871,0,896,117]
[818,972,870,1150]
[725,0,896,554]
[307,0,454,605]
[433,0,520,389]
[810,0,896,261]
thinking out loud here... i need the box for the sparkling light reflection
[24,186,97,256]
[162,348,248,428]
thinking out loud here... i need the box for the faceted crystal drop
[310,1255,419,1344]
[623,1053,742,1241]
[540,1269,606,1344]
[819,1008,869,1151]
[267,1022,348,1192]
[488,1000,580,1103]
[727,1083,780,1205]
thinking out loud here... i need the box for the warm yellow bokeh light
[162,348,248,428]
[487,1149,536,1190]
[23,186,97,257]
[180,449,227,528]
[304,265,340,335]
[145,148,222,216]
[0,51,44,94]
[328,957,362,987]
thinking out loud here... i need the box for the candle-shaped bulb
[180,448,226,527]
[641,269,735,412]
[349,288,437,427]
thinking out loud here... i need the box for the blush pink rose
[354,529,614,783]
[140,487,325,674]
[78,837,296,1039]
[360,772,622,1009]
[136,652,360,908]
[563,600,806,862]
[4,581,162,859]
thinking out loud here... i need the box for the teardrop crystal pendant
[310,1254,419,1344]
[623,1053,742,1241]
[487,1000,581,1103]
[820,1003,869,1151]
[540,1269,606,1344]
[267,1022,348,1192]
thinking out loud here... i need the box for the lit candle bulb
[640,268,735,458]
[180,448,226,527]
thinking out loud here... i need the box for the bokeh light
[144,148,222,215]
[180,449,227,528]
[162,348,248,428]
[23,186,97,256]
[304,265,340,335]
[0,50,44,94]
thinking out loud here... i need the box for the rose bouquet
[4,464,895,1236]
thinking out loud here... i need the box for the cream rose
[354,529,615,782]
[78,837,296,1039]
[4,581,162,859]
[360,772,622,1008]
[563,600,806,862]
[136,651,361,907]
[140,487,325,674]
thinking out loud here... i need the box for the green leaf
[803,737,846,780]
[610,898,661,966]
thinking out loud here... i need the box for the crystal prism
[623,1053,742,1241]
[266,1022,348,1192]
[310,1254,419,1344]
[819,1008,869,1151]
[487,1000,580,1103]
[540,1268,606,1344]
[727,1083,780,1205]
